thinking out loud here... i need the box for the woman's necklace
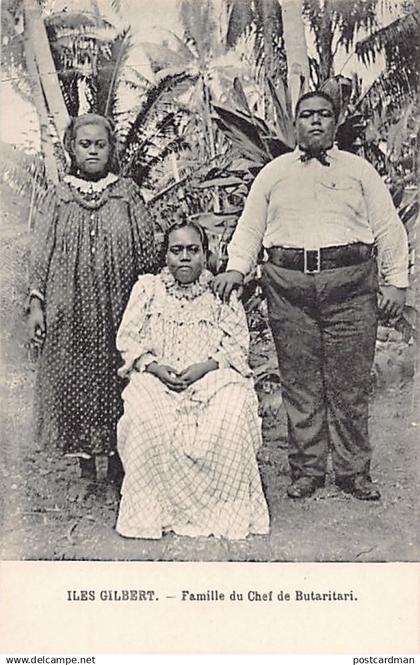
[160,267,213,301]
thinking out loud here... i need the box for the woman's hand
[146,362,185,392]
[28,299,46,347]
[178,359,218,387]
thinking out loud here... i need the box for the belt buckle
[304,248,321,274]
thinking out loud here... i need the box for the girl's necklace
[64,172,118,195]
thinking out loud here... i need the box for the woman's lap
[116,368,268,539]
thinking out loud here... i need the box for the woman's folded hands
[146,359,218,392]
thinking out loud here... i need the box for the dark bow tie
[300,149,330,166]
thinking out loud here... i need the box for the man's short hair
[295,91,339,122]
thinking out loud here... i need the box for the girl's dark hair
[63,113,119,175]
[162,219,209,257]
[294,91,339,122]
[162,217,209,258]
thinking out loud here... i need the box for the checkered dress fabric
[115,270,270,540]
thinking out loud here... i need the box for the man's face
[295,96,336,152]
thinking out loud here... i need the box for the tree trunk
[23,0,69,146]
[280,0,310,112]
[262,0,274,78]
[318,0,334,83]
[23,32,59,183]
[261,0,276,117]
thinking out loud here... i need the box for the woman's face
[72,123,111,178]
[166,227,206,285]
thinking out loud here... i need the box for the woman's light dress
[116,268,270,540]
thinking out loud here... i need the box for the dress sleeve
[213,292,252,377]
[116,274,157,377]
[29,186,59,304]
[127,180,158,275]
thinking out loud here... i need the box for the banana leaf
[191,211,240,235]
[194,175,244,188]
[212,104,292,164]
[267,76,295,149]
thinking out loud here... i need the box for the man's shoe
[336,473,381,501]
[287,476,324,499]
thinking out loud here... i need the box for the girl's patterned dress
[30,173,157,456]
[115,268,270,540]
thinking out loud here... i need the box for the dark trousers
[262,258,378,479]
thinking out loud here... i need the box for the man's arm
[361,159,409,318]
[226,168,271,274]
[213,165,271,301]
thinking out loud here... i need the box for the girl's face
[166,227,206,285]
[72,123,111,178]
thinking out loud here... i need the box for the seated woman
[115,220,270,540]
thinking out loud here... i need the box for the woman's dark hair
[63,113,119,175]
[162,219,209,257]
[294,91,339,122]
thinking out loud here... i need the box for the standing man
[214,91,408,500]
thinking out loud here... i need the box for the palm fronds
[0,142,48,213]
[354,5,419,121]
[136,135,191,186]
[1,4,32,101]
[93,28,131,118]
[303,0,378,83]
[225,0,254,48]
[355,9,420,65]
[178,0,221,58]
[120,70,196,155]
[355,66,418,122]
[110,0,123,14]
[118,70,196,185]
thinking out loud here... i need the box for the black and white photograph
[0,0,419,655]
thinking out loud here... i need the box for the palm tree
[355,3,419,121]
[2,0,68,180]
[117,69,194,190]
[138,0,261,160]
[302,0,378,86]
[281,0,310,107]
[353,1,419,248]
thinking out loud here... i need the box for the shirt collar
[293,144,339,161]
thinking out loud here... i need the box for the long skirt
[116,369,270,540]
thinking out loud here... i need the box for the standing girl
[27,113,157,491]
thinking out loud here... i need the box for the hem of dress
[116,523,270,541]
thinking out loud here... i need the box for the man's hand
[146,362,185,392]
[213,270,244,302]
[28,298,46,347]
[178,359,218,387]
[378,285,407,320]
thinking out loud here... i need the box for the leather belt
[267,243,374,274]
